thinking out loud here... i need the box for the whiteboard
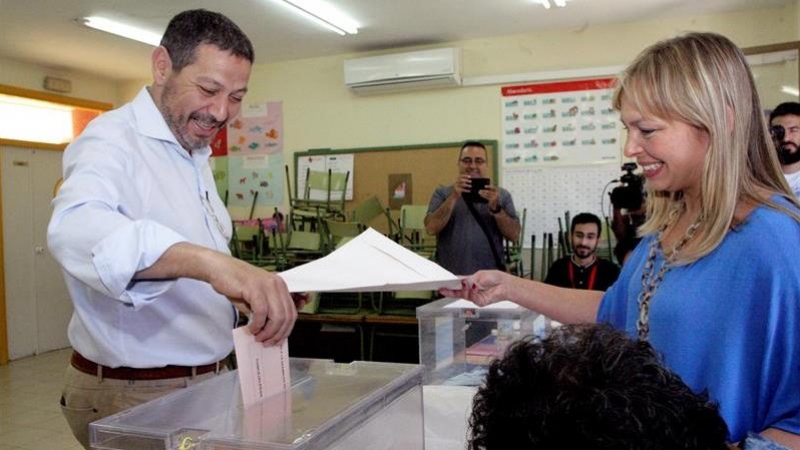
[503,164,621,248]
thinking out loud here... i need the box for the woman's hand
[439,270,511,306]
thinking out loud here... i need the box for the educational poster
[500,78,620,167]
[296,154,354,200]
[226,102,284,207]
[209,156,229,203]
[210,127,228,156]
[504,164,620,248]
[209,129,229,201]
[227,154,283,205]
[388,173,412,209]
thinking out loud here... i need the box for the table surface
[298,309,418,325]
[233,217,280,230]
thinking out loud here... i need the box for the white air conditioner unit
[344,48,462,94]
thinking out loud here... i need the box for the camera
[771,124,786,145]
[463,178,490,203]
[609,163,645,211]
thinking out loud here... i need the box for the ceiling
[0,0,791,82]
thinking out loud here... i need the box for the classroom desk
[296,310,419,325]
[232,217,280,231]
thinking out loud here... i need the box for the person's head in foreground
[468,324,730,450]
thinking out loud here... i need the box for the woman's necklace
[636,208,703,340]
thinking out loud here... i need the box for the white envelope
[232,326,291,407]
[278,227,462,293]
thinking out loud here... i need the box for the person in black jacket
[544,213,619,291]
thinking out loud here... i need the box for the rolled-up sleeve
[91,220,185,307]
[47,129,187,309]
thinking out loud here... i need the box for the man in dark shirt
[544,213,619,291]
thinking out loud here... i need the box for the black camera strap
[464,198,506,271]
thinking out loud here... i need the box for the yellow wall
[0,57,120,106]
[250,6,796,153]
[0,4,797,220]
[239,6,798,218]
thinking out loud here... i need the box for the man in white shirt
[47,10,298,449]
[769,102,800,198]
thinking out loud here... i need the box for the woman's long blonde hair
[613,32,800,264]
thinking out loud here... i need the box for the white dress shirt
[48,87,236,368]
[785,170,800,199]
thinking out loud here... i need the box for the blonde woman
[442,32,800,447]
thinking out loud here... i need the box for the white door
[1,146,71,359]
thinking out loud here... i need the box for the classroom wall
[237,5,798,219]
[0,57,120,106]
[1,4,798,222]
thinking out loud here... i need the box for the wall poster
[501,78,620,167]
[226,101,285,207]
[388,173,412,209]
[499,78,625,247]
[296,154,354,201]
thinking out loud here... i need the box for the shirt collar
[131,87,212,160]
[571,253,597,268]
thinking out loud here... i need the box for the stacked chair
[504,208,526,277]
[285,165,349,232]
[350,195,399,239]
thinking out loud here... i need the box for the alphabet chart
[503,164,621,248]
[500,78,624,247]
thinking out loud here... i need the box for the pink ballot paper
[232,326,291,407]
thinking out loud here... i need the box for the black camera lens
[771,125,786,142]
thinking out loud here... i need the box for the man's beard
[161,86,224,151]
[573,246,595,258]
[778,144,800,166]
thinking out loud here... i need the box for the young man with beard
[769,102,800,198]
[544,213,620,291]
[47,10,298,449]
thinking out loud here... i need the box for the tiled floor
[0,348,83,450]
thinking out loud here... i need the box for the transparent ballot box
[416,297,549,385]
[89,359,424,450]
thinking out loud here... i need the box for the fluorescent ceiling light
[531,0,570,8]
[781,85,800,97]
[275,0,359,35]
[80,16,162,46]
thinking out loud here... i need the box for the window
[0,84,111,146]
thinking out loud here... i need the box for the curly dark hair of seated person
[468,323,730,450]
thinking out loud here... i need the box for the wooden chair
[273,228,323,269]
[504,208,526,277]
[350,195,398,238]
[286,165,350,231]
[398,204,436,259]
[322,218,363,253]
[231,222,264,263]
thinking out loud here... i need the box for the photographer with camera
[769,102,800,198]
[610,162,647,263]
[425,141,520,275]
